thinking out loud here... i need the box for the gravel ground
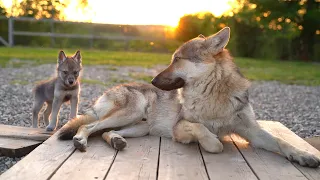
[0,63,319,174]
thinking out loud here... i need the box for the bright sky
[2,0,236,27]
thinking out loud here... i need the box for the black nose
[68,80,74,84]
[151,77,158,86]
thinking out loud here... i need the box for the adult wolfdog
[59,27,319,168]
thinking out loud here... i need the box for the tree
[238,0,320,61]
[175,14,203,42]
[9,0,66,19]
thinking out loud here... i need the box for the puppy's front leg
[70,95,79,119]
[46,97,63,131]
[173,120,223,153]
[236,124,320,168]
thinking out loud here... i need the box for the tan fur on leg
[173,120,223,153]
[102,131,127,150]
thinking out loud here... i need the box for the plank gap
[198,143,211,180]
[156,137,161,180]
[291,163,312,180]
[103,150,119,180]
[47,148,77,180]
[231,135,261,180]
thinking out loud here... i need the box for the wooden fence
[0,16,165,48]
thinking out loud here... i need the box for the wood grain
[51,136,116,180]
[0,124,54,141]
[0,130,75,180]
[258,120,320,180]
[201,136,257,180]
[157,138,208,180]
[231,134,307,180]
[106,136,160,180]
[0,137,41,157]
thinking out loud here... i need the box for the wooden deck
[1,121,319,180]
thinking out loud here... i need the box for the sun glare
[64,0,236,27]
[1,0,236,27]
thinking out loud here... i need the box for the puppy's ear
[202,27,230,55]
[58,51,67,64]
[73,50,81,64]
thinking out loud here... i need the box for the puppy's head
[57,50,82,87]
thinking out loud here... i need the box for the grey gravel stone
[0,64,319,174]
[249,81,320,138]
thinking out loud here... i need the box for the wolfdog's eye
[173,57,181,62]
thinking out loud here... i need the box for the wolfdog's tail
[58,114,96,140]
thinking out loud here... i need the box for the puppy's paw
[73,135,87,152]
[110,136,127,151]
[287,151,320,168]
[45,125,55,132]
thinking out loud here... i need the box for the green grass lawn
[0,47,319,86]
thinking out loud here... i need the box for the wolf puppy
[58,28,319,168]
[32,50,82,131]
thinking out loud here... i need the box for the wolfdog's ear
[203,27,230,55]
[58,51,67,64]
[73,50,82,64]
[198,34,206,38]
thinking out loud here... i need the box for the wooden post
[90,23,94,48]
[8,17,14,47]
[50,19,55,47]
[125,38,129,51]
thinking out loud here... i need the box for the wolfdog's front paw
[73,135,87,152]
[287,152,320,168]
[45,125,55,131]
[199,134,223,153]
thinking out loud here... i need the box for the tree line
[0,0,319,61]
[176,0,320,61]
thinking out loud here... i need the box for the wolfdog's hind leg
[43,102,52,126]
[173,120,223,153]
[102,121,149,150]
[73,108,144,151]
[32,99,45,128]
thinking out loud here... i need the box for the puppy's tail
[58,114,96,140]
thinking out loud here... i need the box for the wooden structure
[0,125,54,157]
[1,121,319,180]
[0,16,164,48]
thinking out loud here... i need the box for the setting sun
[63,0,236,27]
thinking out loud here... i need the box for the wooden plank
[106,136,160,180]
[13,31,160,41]
[0,130,75,180]
[0,37,9,47]
[201,136,257,180]
[51,137,116,180]
[0,124,54,141]
[158,138,208,180]
[231,134,307,180]
[231,120,320,180]
[258,121,320,180]
[0,137,41,157]
[304,137,320,151]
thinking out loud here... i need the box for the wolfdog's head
[57,50,82,87]
[152,27,231,91]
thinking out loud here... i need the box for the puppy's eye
[63,71,68,75]
[74,71,79,76]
